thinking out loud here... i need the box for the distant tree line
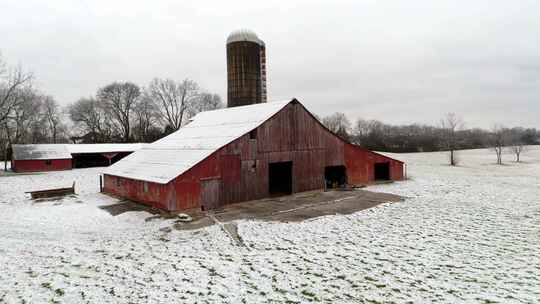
[2,52,538,164]
[0,52,223,161]
[321,112,540,162]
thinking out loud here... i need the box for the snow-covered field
[1,148,539,303]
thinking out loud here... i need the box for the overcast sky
[1,0,539,128]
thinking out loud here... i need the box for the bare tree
[69,97,107,143]
[322,112,352,140]
[440,113,464,166]
[42,96,63,143]
[491,124,507,165]
[97,82,140,142]
[507,128,525,162]
[0,57,34,163]
[133,95,159,142]
[509,144,525,163]
[147,78,200,131]
[0,64,33,127]
[188,92,223,118]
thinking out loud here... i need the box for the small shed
[10,143,146,172]
[11,144,72,172]
[103,99,404,211]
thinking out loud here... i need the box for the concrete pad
[175,189,403,230]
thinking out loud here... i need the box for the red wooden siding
[12,159,72,173]
[104,101,404,211]
[344,143,404,184]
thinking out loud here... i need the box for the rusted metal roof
[12,144,72,160]
[104,99,294,184]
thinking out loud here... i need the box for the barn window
[116,177,121,187]
[143,182,149,193]
[45,160,52,166]
[249,129,257,140]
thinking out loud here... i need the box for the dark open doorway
[72,152,133,168]
[269,161,293,196]
[324,165,347,189]
[72,153,109,168]
[374,162,390,180]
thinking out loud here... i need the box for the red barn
[103,99,403,211]
[11,144,72,172]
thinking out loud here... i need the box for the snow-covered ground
[1,148,539,303]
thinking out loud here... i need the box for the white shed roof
[103,99,294,184]
[12,143,145,160]
[12,144,72,160]
[67,143,145,154]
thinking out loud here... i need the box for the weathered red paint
[104,101,405,211]
[344,143,404,184]
[11,159,72,173]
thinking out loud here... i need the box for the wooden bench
[26,182,76,199]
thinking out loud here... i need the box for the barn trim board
[103,99,404,211]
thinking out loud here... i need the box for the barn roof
[103,99,293,184]
[12,144,72,160]
[12,143,145,160]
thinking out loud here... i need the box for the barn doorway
[201,178,222,211]
[268,161,293,196]
[325,165,347,189]
[374,162,390,180]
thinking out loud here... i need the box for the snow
[1,147,540,303]
[12,144,72,160]
[67,143,146,154]
[104,99,293,184]
[227,29,264,45]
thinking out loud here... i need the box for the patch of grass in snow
[301,289,320,301]
[54,288,65,297]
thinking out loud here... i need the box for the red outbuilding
[11,144,72,172]
[103,99,404,211]
[11,144,146,173]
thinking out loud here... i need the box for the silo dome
[226,29,267,107]
[226,29,265,46]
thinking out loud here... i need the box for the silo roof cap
[227,29,265,46]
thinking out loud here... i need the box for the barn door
[200,178,222,211]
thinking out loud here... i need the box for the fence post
[99,175,103,193]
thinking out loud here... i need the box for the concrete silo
[226,29,267,108]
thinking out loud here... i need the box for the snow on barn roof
[104,99,294,184]
[67,143,146,154]
[12,144,72,160]
[11,143,145,160]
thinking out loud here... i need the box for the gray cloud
[1,0,539,128]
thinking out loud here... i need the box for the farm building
[11,143,145,173]
[103,99,404,211]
